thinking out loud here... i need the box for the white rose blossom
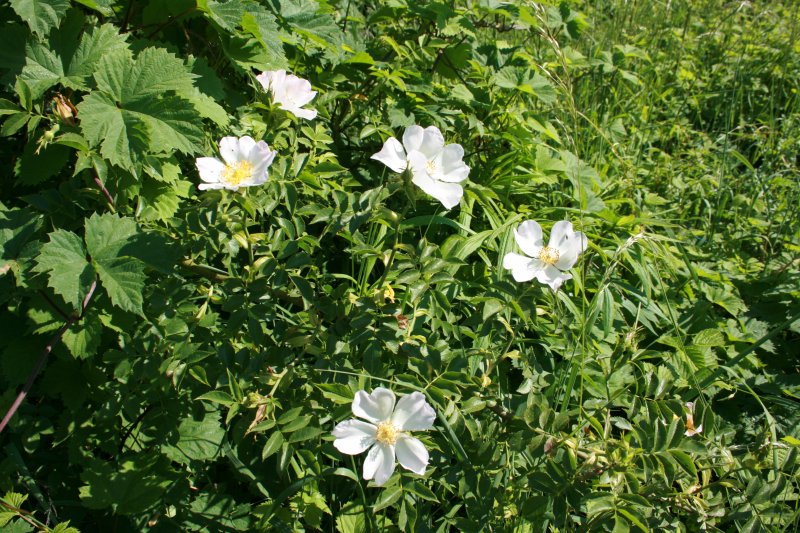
[332,387,436,487]
[195,136,277,191]
[502,220,588,291]
[256,70,318,120]
[371,125,470,210]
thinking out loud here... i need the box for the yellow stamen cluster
[222,160,253,187]
[375,421,400,445]
[425,159,438,175]
[538,246,560,266]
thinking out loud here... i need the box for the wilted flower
[371,125,469,210]
[332,387,436,486]
[502,220,588,291]
[256,70,318,120]
[684,401,703,437]
[195,136,277,191]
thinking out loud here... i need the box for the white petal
[371,137,407,173]
[555,230,588,270]
[548,220,576,250]
[255,71,274,92]
[267,70,287,98]
[402,125,425,153]
[287,106,317,120]
[411,170,463,209]
[502,252,538,282]
[195,157,225,183]
[391,391,436,431]
[332,420,377,455]
[363,443,396,486]
[395,435,429,475]
[289,77,316,106]
[408,148,464,207]
[438,144,469,182]
[418,126,445,159]
[536,265,571,291]
[236,136,256,160]
[248,142,276,168]
[514,220,544,257]
[352,388,396,423]
[198,182,225,191]
[219,136,239,166]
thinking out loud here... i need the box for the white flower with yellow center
[332,387,436,486]
[371,125,469,210]
[502,219,588,291]
[256,70,318,120]
[195,136,277,191]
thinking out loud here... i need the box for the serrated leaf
[61,312,103,359]
[10,0,70,37]
[0,206,42,262]
[93,257,146,314]
[198,0,287,70]
[139,179,192,222]
[14,139,71,185]
[79,454,174,514]
[84,212,139,261]
[51,522,80,533]
[162,411,225,464]
[71,0,115,16]
[34,229,95,310]
[273,0,342,48]
[77,47,203,170]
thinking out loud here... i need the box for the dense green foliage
[1,0,799,531]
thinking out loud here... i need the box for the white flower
[371,125,469,210]
[502,220,588,291]
[684,402,703,437]
[332,387,436,487]
[256,70,318,120]
[195,136,277,191]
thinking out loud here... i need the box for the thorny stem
[0,280,97,434]
[94,175,116,213]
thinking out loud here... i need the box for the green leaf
[71,0,115,16]
[138,179,192,221]
[274,0,342,48]
[0,24,28,84]
[9,0,70,37]
[373,485,403,511]
[196,391,237,406]
[83,213,147,314]
[84,213,139,261]
[61,313,103,359]
[79,454,175,515]
[198,0,287,70]
[92,257,146,314]
[0,206,42,262]
[261,431,284,460]
[77,47,203,170]
[162,411,226,465]
[34,229,95,310]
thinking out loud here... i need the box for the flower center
[375,421,400,445]
[222,161,253,186]
[425,159,438,176]
[538,246,560,266]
